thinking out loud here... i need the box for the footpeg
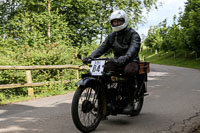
[122,104,134,114]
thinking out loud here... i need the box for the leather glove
[82,57,92,64]
[110,57,118,63]
[117,56,129,65]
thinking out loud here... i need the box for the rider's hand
[82,57,92,64]
[110,58,118,63]
[117,56,128,65]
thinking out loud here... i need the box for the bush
[0,43,80,102]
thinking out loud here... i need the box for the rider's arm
[125,31,141,59]
[89,34,112,58]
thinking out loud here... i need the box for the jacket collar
[115,27,129,36]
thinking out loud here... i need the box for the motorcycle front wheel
[71,85,102,132]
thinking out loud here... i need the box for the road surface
[0,64,200,133]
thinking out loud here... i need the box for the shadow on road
[0,102,76,133]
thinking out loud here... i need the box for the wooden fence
[0,65,89,96]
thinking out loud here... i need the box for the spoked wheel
[71,85,102,132]
[130,83,145,116]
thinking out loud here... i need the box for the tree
[144,16,184,55]
[1,0,158,47]
[0,0,74,47]
[180,0,200,55]
[144,25,162,52]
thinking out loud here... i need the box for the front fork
[101,89,107,120]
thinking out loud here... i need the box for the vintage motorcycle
[71,58,150,132]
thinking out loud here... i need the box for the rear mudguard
[137,74,147,93]
[76,77,101,87]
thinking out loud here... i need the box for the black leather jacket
[90,27,141,62]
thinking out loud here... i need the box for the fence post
[26,70,34,96]
[76,70,80,80]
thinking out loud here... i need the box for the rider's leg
[124,62,139,89]
[122,62,139,113]
[104,61,118,72]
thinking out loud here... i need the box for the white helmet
[110,10,128,32]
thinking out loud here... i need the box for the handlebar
[84,57,117,64]
[89,58,110,61]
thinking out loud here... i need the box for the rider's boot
[122,103,134,114]
[122,77,136,114]
[102,115,108,120]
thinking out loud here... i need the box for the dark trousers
[104,61,139,88]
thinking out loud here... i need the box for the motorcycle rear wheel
[71,85,102,132]
[130,83,145,116]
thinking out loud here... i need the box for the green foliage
[144,0,200,57]
[179,0,200,54]
[0,0,158,46]
[0,93,6,102]
[144,25,163,52]
[0,44,79,102]
[1,9,73,47]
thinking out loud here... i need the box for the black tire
[130,83,145,116]
[71,85,102,132]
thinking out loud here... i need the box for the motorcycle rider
[83,10,141,113]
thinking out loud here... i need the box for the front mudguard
[76,77,101,87]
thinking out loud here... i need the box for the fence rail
[0,80,70,89]
[0,65,89,96]
[0,65,89,70]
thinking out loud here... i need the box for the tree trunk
[48,0,51,44]
[71,49,78,64]
[185,51,187,58]
[100,24,104,44]
[174,51,176,59]
[196,52,198,60]
[155,49,158,54]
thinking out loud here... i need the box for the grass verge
[0,81,77,105]
[140,49,200,70]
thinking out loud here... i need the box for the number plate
[90,60,105,76]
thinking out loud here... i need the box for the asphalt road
[0,64,200,133]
